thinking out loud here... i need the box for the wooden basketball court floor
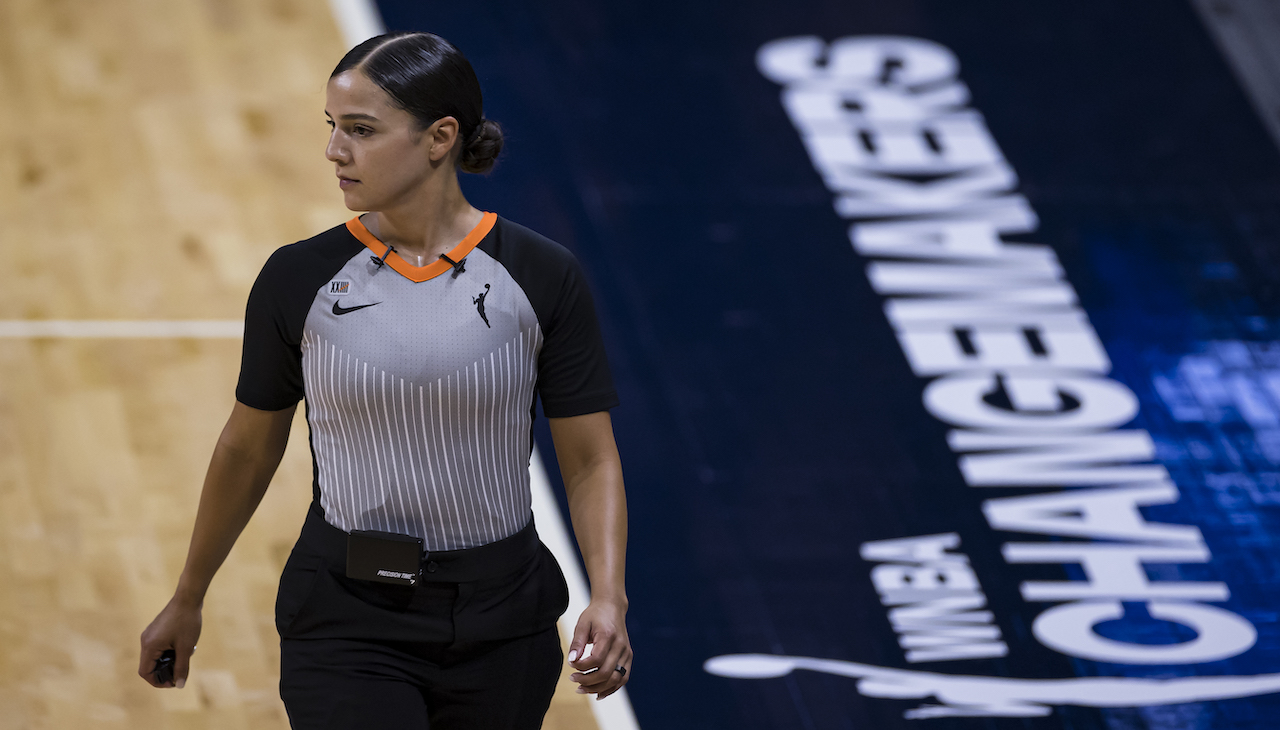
[0,0,601,727]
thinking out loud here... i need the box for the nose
[325,129,349,165]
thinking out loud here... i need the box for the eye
[325,119,335,129]
[352,125,373,137]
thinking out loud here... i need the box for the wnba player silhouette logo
[473,284,491,328]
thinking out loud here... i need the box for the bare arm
[548,411,631,700]
[138,401,296,688]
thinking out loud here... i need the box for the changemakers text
[758,35,1255,666]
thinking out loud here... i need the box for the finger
[139,662,165,687]
[572,663,618,688]
[580,645,631,697]
[567,616,594,667]
[598,678,625,700]
[572,645,626,689]
[138,646,158,684]
[574,667,623,696]
[572,623,616,672]
[138,635,169,686]
[173,643,195,689]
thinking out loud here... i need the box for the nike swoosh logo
[332,301,381,316]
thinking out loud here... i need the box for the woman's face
[324,70,456,211]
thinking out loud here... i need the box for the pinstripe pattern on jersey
[301,325,544,550]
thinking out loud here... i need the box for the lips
[338,176,359,188]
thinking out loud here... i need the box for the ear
[426,116,461,163]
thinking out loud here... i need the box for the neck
[363,174,483,266]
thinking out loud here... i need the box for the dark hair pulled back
[331,32,503,174]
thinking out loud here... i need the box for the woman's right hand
[138,596,203,688]
[135,402,294,689]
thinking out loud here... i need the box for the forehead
[325,70,400,118]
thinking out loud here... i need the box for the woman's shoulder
[266,221,363,267]
[256,221,364,278]
[484,215,582,275]
[250,221,365,297]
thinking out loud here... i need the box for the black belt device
[346,530,424,586]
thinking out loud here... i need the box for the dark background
[376,1,1280,727]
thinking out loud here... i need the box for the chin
[341,191,372,212]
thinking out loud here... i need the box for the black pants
[275,504,570,730]
[280,629,562,729]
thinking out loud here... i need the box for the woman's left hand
[567,598,632,700]
[550,411,631,700]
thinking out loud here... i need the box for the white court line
[324,3,644,724]
[327,0,386,50]
[0,320,243,338]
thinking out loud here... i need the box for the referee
[138,31,631,729]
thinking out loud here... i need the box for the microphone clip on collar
[371,244,396,269]
[439,252,467,278]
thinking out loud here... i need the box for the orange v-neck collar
[345,212,497,283]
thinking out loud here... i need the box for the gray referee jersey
[236,213,618,550]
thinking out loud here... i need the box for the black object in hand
[153,649,176,685]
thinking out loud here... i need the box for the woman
[138,31,631,729]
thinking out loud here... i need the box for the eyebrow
[324,111,381,122]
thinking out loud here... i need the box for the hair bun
[460,119,503,174]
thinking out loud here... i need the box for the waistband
[298,502,542,583]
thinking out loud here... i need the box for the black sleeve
[236,247,305,410]
[236,227,365,411]
[537,252,619,417]
[480,219,619,418]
